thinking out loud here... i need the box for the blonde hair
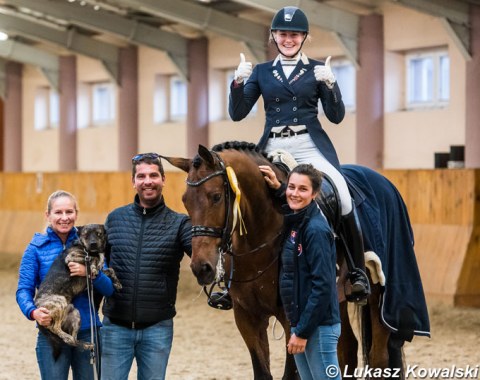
[46,190,79,214]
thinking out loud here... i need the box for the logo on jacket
[273,69,284,83]
[289,68,307,85]
[289,230,297,244]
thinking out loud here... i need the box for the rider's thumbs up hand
[234,53,253,84]
[314,56,336,89]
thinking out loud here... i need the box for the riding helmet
[271,6,309,33]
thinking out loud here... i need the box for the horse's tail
[360,303,372,370]
[360,303,407,380]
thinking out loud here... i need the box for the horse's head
[163,142,286,286]
[163,145,235,285]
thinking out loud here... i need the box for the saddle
[269,148,364,231]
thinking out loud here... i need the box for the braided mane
[192,141,271,168]
[212,141,270,159]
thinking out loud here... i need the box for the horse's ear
[198,145,215,167]
[160,156,192,173]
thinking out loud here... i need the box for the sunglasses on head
[131,153,160,163]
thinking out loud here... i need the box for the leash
[84,252,100,380]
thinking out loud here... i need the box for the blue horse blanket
[342,165,430,338]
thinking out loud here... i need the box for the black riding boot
[341,205,370,304]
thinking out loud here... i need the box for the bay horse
[162,141,429,380]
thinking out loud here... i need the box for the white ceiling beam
[114,0,268,62]
[232,0,359,38]
[439,18,471,61]
[0,11,120,83]
[231,0,359,66]
[391,0,471,60]
[0,40,59,90]
[3,0,189,79]
[331,32,360,70]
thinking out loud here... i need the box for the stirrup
[345,269,370,306]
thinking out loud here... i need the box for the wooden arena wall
[1,169,479,308]
[382,169,480,308]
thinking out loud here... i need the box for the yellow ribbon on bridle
[226,166,247,236]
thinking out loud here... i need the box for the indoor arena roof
[0,0,477,86]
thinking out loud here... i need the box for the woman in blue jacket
[16,190,115,380]
[230,6,369,303]
[260,163,341,380]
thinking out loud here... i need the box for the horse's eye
[212,193,222,204]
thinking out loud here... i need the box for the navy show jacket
[229,53,345,170]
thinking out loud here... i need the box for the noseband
[185,151,233,254]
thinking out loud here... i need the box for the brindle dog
[34,224,121,358]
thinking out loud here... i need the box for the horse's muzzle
[190,261,216,285]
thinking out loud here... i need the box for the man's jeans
[293,323,342,380]
[100,316,173,380]
[36,328,100,380]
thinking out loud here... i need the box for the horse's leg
[274,309,300,380]
[388,334,405,379]
[338,301,358,379]
[366,285,390,372]
[233,304,272,380]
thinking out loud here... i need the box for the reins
[84,250,99,380]
[227,231,283,258]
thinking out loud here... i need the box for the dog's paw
[81,342,95,351]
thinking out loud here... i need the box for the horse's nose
[190,261,215,285]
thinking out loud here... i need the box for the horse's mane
[192,141,271,168]
[212,141,270,160]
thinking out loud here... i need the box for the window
[49,90,59,127]
[331,60,356,111]
[406,50,449,108]
[77,81,116,129]
[34,87,59,130]
[153,74,187,123]
[170,75,187,120]
[92,82,115,124]
[153,75,167,123]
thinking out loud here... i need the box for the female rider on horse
[229,6,369,302]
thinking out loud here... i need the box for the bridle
[185,151,233,255]
[185,151,282,308]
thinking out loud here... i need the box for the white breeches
[265,133,352,215]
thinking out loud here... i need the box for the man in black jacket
[100,153,192,380]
